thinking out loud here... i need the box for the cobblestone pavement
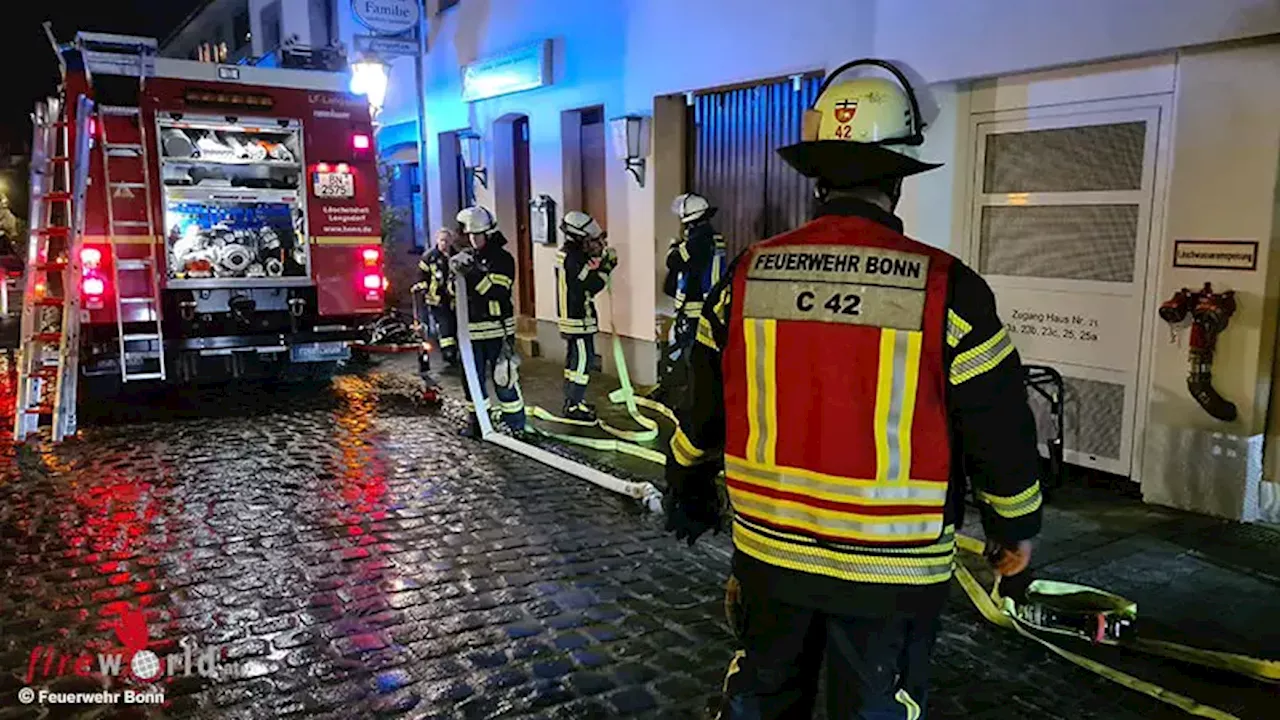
[0,356,1274,719]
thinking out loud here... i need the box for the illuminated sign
[184,90,275,109]
[462,41,552,102]
[351,0,420,36]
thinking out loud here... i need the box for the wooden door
[512,117,535,317]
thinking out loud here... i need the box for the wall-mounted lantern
[349,54,389,118]
[458,130,489,192]
[609,115,650,188]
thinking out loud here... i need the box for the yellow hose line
[953,534,1280,718]
[952,560,1240,719]
[530,283,678,465]
[955,534,1280,684]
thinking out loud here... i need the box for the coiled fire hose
[452,274,663,512]
[525,281,674,465]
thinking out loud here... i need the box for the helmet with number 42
[778,59,941,188]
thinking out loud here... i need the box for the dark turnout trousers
[718,590,938,720]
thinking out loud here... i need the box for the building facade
[191,0,1280,523]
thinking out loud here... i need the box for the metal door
[686,75,821,259]
[968,103,1164,477]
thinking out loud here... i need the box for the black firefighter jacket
[462,232,517,341]
[555,241,617,336]
[413,247,453,308]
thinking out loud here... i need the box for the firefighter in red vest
[664,60,1044,719]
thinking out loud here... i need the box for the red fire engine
[13,31,386,441]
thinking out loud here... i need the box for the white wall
[874,0,1280,83]
[1143,42,1280,521]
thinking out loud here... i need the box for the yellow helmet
[778,59,941,187]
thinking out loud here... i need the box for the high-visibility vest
[722,215,956,585]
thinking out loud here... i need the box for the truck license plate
[291,341,350,363]
[313,172,355,198]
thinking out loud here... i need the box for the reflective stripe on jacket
[463,234,517,339]
[668,224,726,318]
[665,197,1043,616]
[555,242,613,336]
[721,218,955,579]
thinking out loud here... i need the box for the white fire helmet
[777,59,941,187]
[671,193,714,224]
[456,206,497,235]
[560,211,604,241]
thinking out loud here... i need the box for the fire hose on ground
[452,274,663,512]
[523,282,675,465]
[449,278,1278,716]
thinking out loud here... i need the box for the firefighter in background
[654,193,726,406]
[453,206,526,437]
[554,211,618,422]
[414,227,462,367]
[664,60,1044,719]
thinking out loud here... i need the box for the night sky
[3,2,207,150]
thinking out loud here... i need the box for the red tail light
[352,133,371,150]
[81,247,103,267]
[362,273,383,291]
[361,247,381,266]
[83,276,105,296]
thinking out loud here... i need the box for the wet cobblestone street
[0,365,1275,719]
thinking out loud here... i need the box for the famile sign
[352,0,420,36]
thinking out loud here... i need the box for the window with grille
[976,120,1148,284]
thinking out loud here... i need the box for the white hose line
[453,273,663,513]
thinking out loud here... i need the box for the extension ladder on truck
[13,96,93,443]
[98,38,165,383]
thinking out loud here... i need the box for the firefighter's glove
[724,575,745,640]
[449,250,475,275]
[663,466,722,547]
[984,538,1034,578]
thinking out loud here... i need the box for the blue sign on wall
[461,41,553,102]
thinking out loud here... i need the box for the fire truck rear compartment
[80,285,362,383]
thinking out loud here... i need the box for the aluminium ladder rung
[122,372,164,381]
[122,333,160,342]
[21,405,55,416]
[119,297,154,304]
[111,182,147,190]
[111,220,151,228]
[115,259,151,270]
